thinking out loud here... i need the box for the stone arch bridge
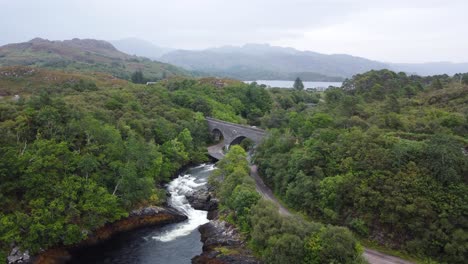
[206,117,266,159]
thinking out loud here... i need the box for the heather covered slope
[0,38,189,81]
[0,66,128,97]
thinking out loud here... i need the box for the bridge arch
[229,136,247,147]
[211,128,224,142]
[206,117,266,153]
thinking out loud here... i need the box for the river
[244,80,342,90]
[69,163,215,264]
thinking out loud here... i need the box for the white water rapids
[151,164,215,242]
[69,163,217,264]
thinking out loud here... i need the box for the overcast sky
[1,0,467,63]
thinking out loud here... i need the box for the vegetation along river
[69,164,215,264]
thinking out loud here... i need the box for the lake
[244,80,342,90]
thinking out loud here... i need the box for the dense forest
[0,66,272,260]
[1,65,467,263]
[210,145,365,264]
[254,70,468,263]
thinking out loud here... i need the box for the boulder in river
[186,186,219,211]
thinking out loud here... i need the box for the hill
[390,62,468,76]
[159,43,388,81]
[110,38,172,59]
[0,66,129,97]
[0,38,189,81]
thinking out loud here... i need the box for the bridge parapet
[206,117,266,133]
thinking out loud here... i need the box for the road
[250,165,291,216]
[207,144,414,264]
[363,249,414,264]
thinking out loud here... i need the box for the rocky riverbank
[186,185,260,264]
[9,206,187,264]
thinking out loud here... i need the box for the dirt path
[363,249,415,264]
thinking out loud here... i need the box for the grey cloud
[0,0,467,62]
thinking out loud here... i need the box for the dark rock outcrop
[188,183,260,264]
[199,220,242,249]
[7,247,31,264]
[78,206,187,246]
[207,209,218,220]
[186,186,218,211]
[192,221,260,264]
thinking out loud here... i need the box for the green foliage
[304,226,364,264]
[342,69,424,101]
[349,218,369,237]
[1,63,467,262]
[423,134,467,184]
[229,185,260,232]
[462,74,468,85]
[0,73,237,256]
[431,78,443,90]
[254,70,468,263]
[211,146,251,204]
[239,137,255,151]
[167,80,272,125]
[211,146,363,264]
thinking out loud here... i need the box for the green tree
[293,77,305,91]
[462,74,468,85]
[424,134,467,184]
[264,233,305,264]
[431,78,443,90]
[304,226,364,264]
[131,70,146,84]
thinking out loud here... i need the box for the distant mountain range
[0,38,189,80]
[110,38,173,60]
[110,39,468,81]
[1,38,467,82]
[158,44,387,81]
[390,62,468,76]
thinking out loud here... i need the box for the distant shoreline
[244,80,343,89]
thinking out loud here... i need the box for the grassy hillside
[0,38,189,81]
[0,66,128,97]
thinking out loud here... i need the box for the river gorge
[68,164,216,264]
